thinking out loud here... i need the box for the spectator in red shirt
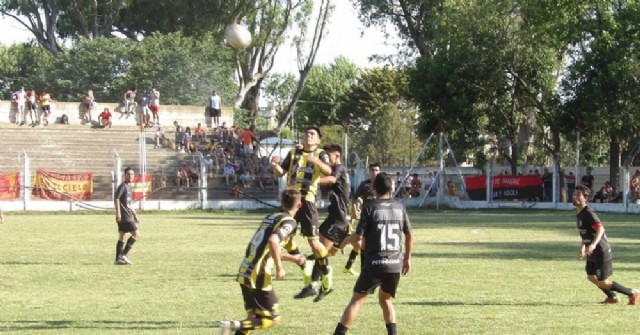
[99,107,112,128]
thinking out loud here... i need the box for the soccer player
[271,126,333,299]
[310,144,361,302]
[114,167,140,265]
[573,184,639,305]
[219,188,305,335]
[345,162,382,274]
[333,172,413,335]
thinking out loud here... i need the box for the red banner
[0,172,21,200]
[132,174,153,200]
[465,175,543,200]
[32,169,93,200]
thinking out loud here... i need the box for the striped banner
[32,169,93,200]
[132,174,153,200]
[0,172,21,200]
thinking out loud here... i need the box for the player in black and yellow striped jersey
[218,188,304,335]
[271,126,334,299]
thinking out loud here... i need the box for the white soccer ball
[225,23,252,50]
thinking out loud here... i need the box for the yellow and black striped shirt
[236,212,297,291]
[280,148,329,203]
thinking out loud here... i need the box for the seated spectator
[184,127,197,153]
[238,168,253,188]
[223,162,236,186]
[204,155,215,178]
[183,164,199,186]
[631,170,640,204]
[153,169,167,190]
[594,181,614,203]
[194,123,206,143]
[98,107,112,128]
[154,127,167,149]
[230,182,241,199]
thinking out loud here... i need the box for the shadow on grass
[414,241,640,263]
[0,319,213,331]
[400,300,577,307]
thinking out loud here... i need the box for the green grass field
[2,209,640,335]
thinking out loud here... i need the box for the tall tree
[0,0,62,54]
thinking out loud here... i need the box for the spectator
[230,182,241,199]
[631,169,640,204]
[12,86,26,125]
[194,123,206,143]
[184,127,196,153]
[410,173,421,197]
[154,127,167,149]
[174,167,189,191]
[447,180,458,197]
[140,89,151,127]
[566,171,576,202]
[83,89,96,125]
[542,167,553,202]
[153,169,167,190]
[223,162,237,186]
[220,121,230,145]
[238,168,253,188]
[26,89,38,127]
[240,125,257,156]
[581,168,595,191]
[150,86,160,126]
[123,87,137,115]
[594,181,614,203]
[209,89,222,128]
[98,107,113,128]
[204,154,215,178]
[184,163,199,186]
[173,121,185,153]
[39,89,52,126]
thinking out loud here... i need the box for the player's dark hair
[323,144,342,155]
[306,126,322,139]
[369,162,381,171]
[373,172,393,195]
[575,184,592,199]
[124,167,133,175]
[281,188,301,210]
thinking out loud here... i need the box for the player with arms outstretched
[219,188,304,335]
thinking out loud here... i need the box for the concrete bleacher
[0,101,279,202]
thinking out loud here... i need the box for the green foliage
[0,43,55,98]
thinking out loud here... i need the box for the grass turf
[1,209,640,334]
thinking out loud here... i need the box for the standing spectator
[220,121,230,145]
[223,162,237,186]
[39,89,52,126]
[572,185,639,305]
[332,172,413,335]
[26,89,38,127]
[123,87,137,115]
[98,107,113,128]
[410,173,421,197]
[83,89,96,125]
[140,89,151,127]
[566,171,576,202]
[240,125,257,156]
[149,86,160,126]
[581,168,595,191]
[12,86,26,125]
[114,167,140,265]
[209,89,222,128]
[542,168,553,202]
[173,121,185,153]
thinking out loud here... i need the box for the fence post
[19,150,30,211]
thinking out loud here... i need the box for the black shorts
[585,259,613,281]
[117,221,138,233]
[240,284,280,319]
[353,268,401,298]
[210,108,221,117]
[319,217,349,245]
[294,200,319,238]
[42,105,51,112]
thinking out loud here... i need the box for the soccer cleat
[313,288,334,303]
[343,267,359,277]
[113,258,127,265]
[628,290,640,305]
[321,266,334,292]
[302,260,313,286]
[600,296,619,304]
[294,285,318,299]
[218,320,233,335]
[120,255,133,265]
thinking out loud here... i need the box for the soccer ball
[225,23,252,50]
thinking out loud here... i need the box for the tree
[0,0,63,54]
